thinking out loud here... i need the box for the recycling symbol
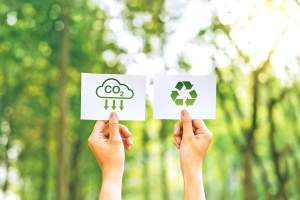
[170,81,197,106]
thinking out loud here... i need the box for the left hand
[173,110,213,175]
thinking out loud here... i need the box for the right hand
[88,112,133,179]
[173,110,213,175]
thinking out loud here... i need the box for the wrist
[182,166,205,200]
[182,162,202,180]
[100,174,123,200]
[102,175,122,186]
[103,170,124,182]
[182,167,202,184]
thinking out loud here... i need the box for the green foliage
[1,0,300,200]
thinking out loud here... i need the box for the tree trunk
[216,67,273,198]
[268,97,290,200]
[244,71,259,200]
[1,65,11,195]
[141,124,150,200]
[159,121,170,200]
[39,120,50,200]
[56,0,70,199]
[2,121,11,194]
[293,156,300,198]
[243,146,254,200]
[69,139,83,200]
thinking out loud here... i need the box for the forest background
[1,0,300,199]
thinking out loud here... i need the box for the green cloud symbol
[96,78,134,99]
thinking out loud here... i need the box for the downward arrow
[104,99,109,110]
[119,100,124,110]
[112,99,116,110]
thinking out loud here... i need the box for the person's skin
[88,110,212,200]
[173,110,213,200]
[88,112,133,200]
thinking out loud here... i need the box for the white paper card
[154,75,216,119]
[81,73,146,120]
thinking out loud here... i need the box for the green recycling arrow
[175,99,184,105]
[185,98,196,106]
[175,82,184,90]
[171,91,179,100]
[183,81,193,89]
[189,90,197,98]
[170,81,197,106]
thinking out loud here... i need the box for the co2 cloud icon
[96,78,134,99]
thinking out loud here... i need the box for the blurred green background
[1,0,300,199]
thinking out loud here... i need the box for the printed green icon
[96,78,134,110]
[170,81,197,106]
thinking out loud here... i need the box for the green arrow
[175,82,184,90]
[112,99,116,110]
[104,99,109,110]
[189,90,197,98]
[119,100,124,110]
[183,81,193,89]
[185,98,196,106]
[175,99,184,105]
[171,91,179,101]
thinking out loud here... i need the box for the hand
[88,112,133,200]
[173,109,213,173]
[173,110,213,200]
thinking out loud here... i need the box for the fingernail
[110,112,116,118]
[181,109,187,117]
[109,112,118,125]
[110,112,117,119]
[181,109,190,122]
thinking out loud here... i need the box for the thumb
[181,110,193,139]
[109,112,121,142]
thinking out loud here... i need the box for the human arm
[88,112,133,200]
[173,110,213,200]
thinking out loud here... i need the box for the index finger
[173,122,182,149]
[192,120,210,133]
[119,125,132,138]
